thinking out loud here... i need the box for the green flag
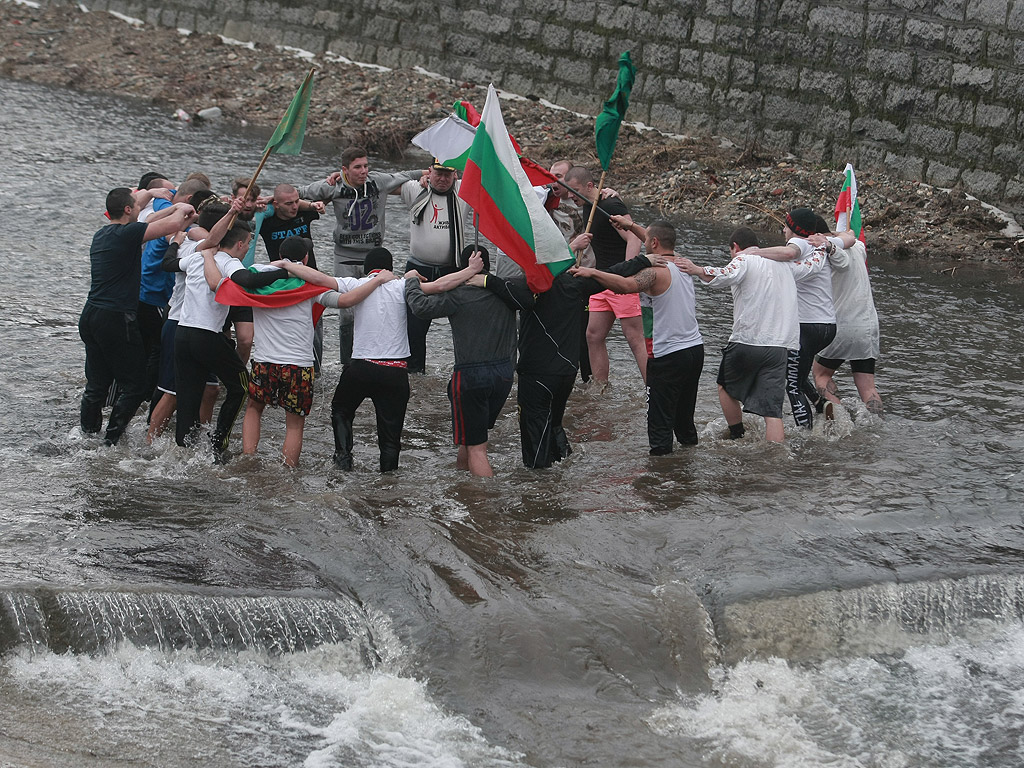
[263,69,315,155]
[594,51,636,171]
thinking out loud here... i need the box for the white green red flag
[834,163,865,242]
[216,271,329,325]
[458,84,574,293]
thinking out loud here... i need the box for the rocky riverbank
[3,0,1021,270]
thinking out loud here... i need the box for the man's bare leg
[242,400,264,455]
[282,411,305,467]
[853,371,883,415]
[765,417,785,443]
[585,311,615,385]
[812,360,842,405]
[233,321,254,366]
[465,442,494,477]
[620,315,649,384]
[147,393,176,443]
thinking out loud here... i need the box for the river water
[1,76,1023,767]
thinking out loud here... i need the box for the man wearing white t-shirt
[174,226,288,456]
[810,228,883,415]
[278,247,406,470]
[239,237,327,467]
[279,247,481,471]
[678,227,817,443]
[754,208,838,428]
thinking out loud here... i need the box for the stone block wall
[84,0,1024,208]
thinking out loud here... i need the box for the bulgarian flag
[459,85,574,293]
[835,163,865,243]
[216,271,329,325]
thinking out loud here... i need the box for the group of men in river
[79,148,882,475]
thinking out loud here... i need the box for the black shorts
[815,355,876,374]
[717,343,787,419]
[158,319,217,394]
[448,360,514,446]
[225,304,254,326]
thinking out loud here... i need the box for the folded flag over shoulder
[834,163,865,243]
[216,271,329,325]
[594,51,636,171]
[459,84,574,293]
[263,68,315,156]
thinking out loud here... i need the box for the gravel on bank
[3,1,1021,270]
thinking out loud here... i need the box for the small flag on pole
[835,163,865,243]
[263,69,315,156]
[594,51,636,172]
[459,84,574,293]
[411,114,478,171]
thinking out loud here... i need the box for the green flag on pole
[594,51,636,171]
[263,69,315,155]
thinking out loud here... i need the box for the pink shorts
[587,289,641,318]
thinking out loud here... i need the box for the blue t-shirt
[86,221,148,312]
[139,197,175,306]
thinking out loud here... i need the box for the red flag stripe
[461,159,555,293]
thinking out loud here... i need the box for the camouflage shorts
[247,361,315,416]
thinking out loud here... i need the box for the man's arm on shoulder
[789,246,829,279]
[273,260,338,289]
[405,276,457,319]
[295,179,336,202]
[161,231,187,272]
[387,169,427,194]
[676,255,742,284]
[143,204,196,243]
[334,271,397,308]
[228,264,290,289]
[572,265,646,294]
[418,254,484,295]
[756,242,804,262]
[473,273,535,311]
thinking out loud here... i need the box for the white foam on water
[1,637,523,768]
[648,621,1024,767]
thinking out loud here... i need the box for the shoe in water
[824,402,835,421]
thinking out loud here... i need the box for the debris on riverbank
[2,1,1020,269]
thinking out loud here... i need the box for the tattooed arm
[570,265,656,295]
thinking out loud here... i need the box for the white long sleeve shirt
[704,249,800,349]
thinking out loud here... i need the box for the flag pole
[577,170,607,266]
[230,66,316,228]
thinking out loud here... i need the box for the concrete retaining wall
[84,0,1024,208]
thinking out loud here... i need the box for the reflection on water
[1,76,1024,767]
